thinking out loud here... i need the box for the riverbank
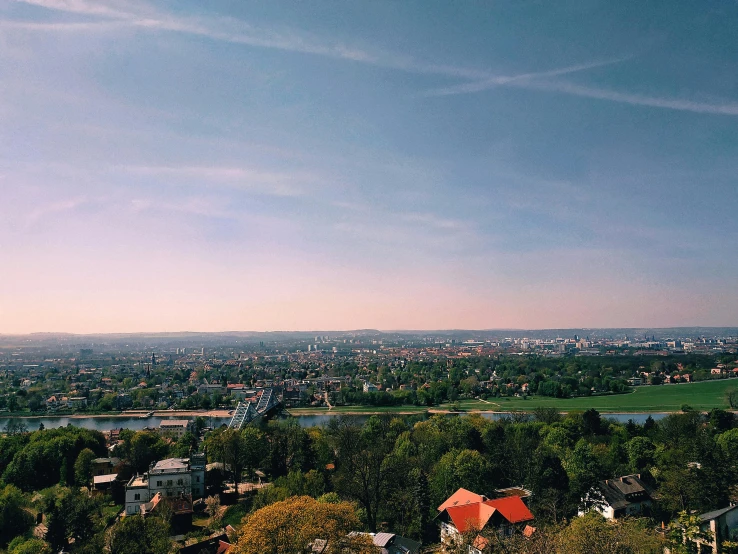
[0,409,232,419]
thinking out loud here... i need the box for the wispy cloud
[11,0,738,119]
[400,212,469,231]
[25,197,88,226]
[7,0,594,82]
[516,79,738,116]
[120,165,317,197]
[423,59,626,96]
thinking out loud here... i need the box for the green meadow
[450,379,738,412]
[292,379,738,415]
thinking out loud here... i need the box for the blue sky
[1,0,737,332]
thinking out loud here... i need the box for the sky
[2,0,738,333]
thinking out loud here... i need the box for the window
[177,479,183,485]
[167,491,172,497]
[156,481,162,486]
[167,480,173,486]
[134,494,140,501]
[196,476,200,482]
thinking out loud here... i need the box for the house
[363,381,378,393]
[67,396,88,409]
[579,474,653,519]
[178,533,232,554]
[46,396,60,411]
[436,488,534,548]
[347,532,421,554]
[158,420,193,439]
[92,473,119,492]
[693,504,738,554]
[125,454,206,516]
[92,457,121,477]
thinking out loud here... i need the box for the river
[0,411,666,432]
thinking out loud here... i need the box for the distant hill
[0,327,736,348]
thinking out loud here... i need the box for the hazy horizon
[3,1,738,333]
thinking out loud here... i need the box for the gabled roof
[152,458,188,471]
[440,494,534,533]
[484,496,535,524]
[437,488,486,512]
[700,505,738,522]
[594,475,652,510]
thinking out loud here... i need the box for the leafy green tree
[74,448,97,488]
[0,485,34,545]
[328,416,394,531]
[42,487,100,551]
[7,537,52,554]
[667,511,712,554]
[725,387,738,409]
[4,420,27,436]
[128,431,169,474]
[626,436,656,473]
[241,427,266,480]
[529,448,569,522]
[717,428,738,460]
[430,448,491,508]
[107,515,172,554]
[565,439,602,499]
[170,432,198,458]
[558,511,664,553]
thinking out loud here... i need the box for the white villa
[125,454,206,516]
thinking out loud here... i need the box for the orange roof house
[437,488,534,546]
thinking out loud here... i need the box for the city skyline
[3,1,738,333]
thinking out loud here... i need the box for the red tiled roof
[438,489,534,533]
[484,496,534,524]
[444,502,496,533]
[437,488,485,512]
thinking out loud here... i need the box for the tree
[559,512,663,554]
[717,428,738,460]
[241,427,266,480]
[7,537,52,554]
[128,431,169,474]
[107,515,172,554]
[328,416,394,531]
[4,420,27,436]
[233,496,372,554]
[75,448,97,488]
[529,449,569,522]
[726,387,738,409]
[667,511,712,554]
[534,407,563,425]
[564,439,602,499]
[626,436,656,473]
[431,449,491,508]
[0,485,34,545]
[43,487,99,550]
[205,495,222,528]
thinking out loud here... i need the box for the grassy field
[448,379,738,412]
[291,379,738,415]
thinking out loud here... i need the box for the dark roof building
[579,474,653,519]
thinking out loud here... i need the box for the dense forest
[1,407,737,552]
